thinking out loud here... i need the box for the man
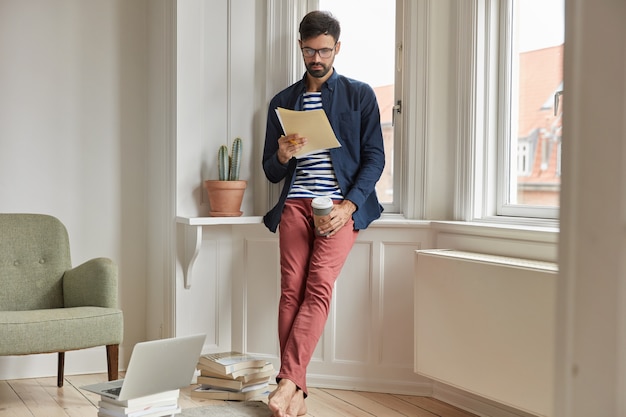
[262,10,385,417]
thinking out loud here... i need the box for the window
[498,0,564,218]
[273,0,564,223]
[317,0,399,212]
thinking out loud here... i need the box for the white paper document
[275,107,341,157]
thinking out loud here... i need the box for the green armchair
[0,214,123,387]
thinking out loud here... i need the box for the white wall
[176,0,260,218]
[0,0,149,377]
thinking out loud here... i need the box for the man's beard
[306,61,331,78]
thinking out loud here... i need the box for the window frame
[455,0,560,225]
[494,0,560,220]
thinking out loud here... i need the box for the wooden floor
[0,373,478,417]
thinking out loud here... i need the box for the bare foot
[286,389,307,416]
[268,379,297,417]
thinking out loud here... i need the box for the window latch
[392,100,401,127]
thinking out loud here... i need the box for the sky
[318,0,395,87]
[517,0,565,52]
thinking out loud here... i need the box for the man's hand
[317,200,356,237]
[277,134,307,165]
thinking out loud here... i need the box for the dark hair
[299,11,341,43]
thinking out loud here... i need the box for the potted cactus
[203,137,247,216]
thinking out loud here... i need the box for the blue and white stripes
[287,92,343,200]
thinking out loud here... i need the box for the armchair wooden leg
[106,344,119,381]
[57,352,65,387]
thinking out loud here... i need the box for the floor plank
[306,388,377,417]
[398,395,479,417]
[0,380,32,417]
[364,391,439,417]
[8,379,68,417]
[38,377,97,417]
[320,389,440,417]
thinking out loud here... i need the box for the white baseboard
[433,382,541,417]
[306,373,433,396]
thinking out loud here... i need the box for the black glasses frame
[300,43,337,59]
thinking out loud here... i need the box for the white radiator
[414,249,557,417]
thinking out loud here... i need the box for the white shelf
[176,216,263,226]
[176,216,264,288]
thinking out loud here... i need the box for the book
[197,360,274,380]
[98,398,179,415]
[98,389,180,408]
[196,374,271,392]
[275,107,341,157]
[190,385,270,401]
[97,403,180,417]
[198,378,269,393]
[197,352,267,376]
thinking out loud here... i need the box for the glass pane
[509,0,564,207]
[317,0,396,205]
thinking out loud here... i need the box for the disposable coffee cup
[311,196,333,236]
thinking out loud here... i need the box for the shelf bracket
[181,225,202,289]
[176,216,264,289]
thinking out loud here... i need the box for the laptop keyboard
[103,387,122,396]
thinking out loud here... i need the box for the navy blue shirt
[262,70,385,233]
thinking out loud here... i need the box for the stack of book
[191,352,274,401]
[97,389,181,417]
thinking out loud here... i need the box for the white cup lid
[311,196,333,209]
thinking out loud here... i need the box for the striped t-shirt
[286,92,343,200]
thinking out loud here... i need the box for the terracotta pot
[203,180,247,217]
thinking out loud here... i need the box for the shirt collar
[298,68,339,93]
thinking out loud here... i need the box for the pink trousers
[276,199,358,396]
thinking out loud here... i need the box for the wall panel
[244,236,281,355]
[380,241,423,367]
[333,241,372,364]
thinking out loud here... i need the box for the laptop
[81,334,206,401]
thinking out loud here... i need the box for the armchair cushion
[0,307,123,355]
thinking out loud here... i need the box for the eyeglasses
[301,44,336,59]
